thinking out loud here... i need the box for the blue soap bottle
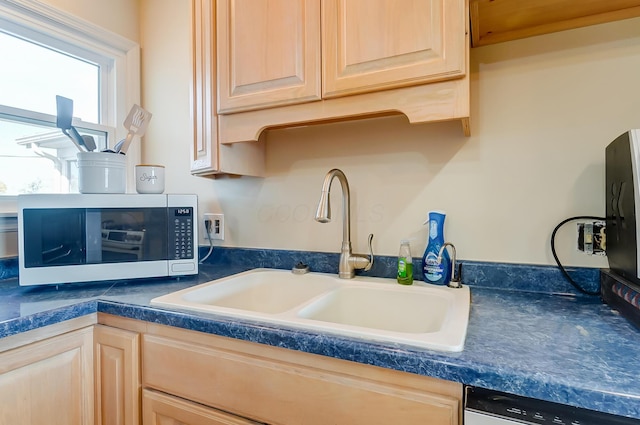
[421,211,451,285]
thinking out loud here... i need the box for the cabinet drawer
[143,388,260,425]
[143,333,460,425]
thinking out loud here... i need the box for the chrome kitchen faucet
[315,169,374,278]
[438,242,462,288]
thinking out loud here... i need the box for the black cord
[199,219,214,264]
[551,216,605,296]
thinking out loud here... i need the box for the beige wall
[140,0,640,267]
[39,0,140,42]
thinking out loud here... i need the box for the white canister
[77,152,127,194]
[135,164,165,194]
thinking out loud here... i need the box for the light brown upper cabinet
[216,0,322,113]
[470,0,640,47]
[322,0,466,98]
[216,0,470,143]
[191,0,265,177]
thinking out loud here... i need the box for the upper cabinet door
[322,0,466,98]
[217,0,322,114]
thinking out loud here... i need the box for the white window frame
[0,0,140,213]
[0,104,116,143]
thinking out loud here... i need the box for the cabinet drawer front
[143,389,260,425]
[143,334,459,425]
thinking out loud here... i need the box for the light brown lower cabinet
[94,324,141,425]
[0,313,462,425]
[143,389,260,425]
[0,326,94,425]
[140,322,463,425]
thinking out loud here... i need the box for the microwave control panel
[170,207,194,259]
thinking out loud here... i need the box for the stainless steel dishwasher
[464,386,640,424]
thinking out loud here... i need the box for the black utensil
[55,95,87,151]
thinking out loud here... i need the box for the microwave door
[99,207,168,263]
[22,208,87,268]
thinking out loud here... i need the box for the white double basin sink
[150,268,471,352]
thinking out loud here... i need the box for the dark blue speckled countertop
[0,248,638,421]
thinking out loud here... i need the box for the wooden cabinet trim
[0,313,97,354]
[470,0,640,47]
[191,0,219,175]
[98,313,151,333]
[219,72,470,144]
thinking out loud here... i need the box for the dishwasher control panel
[464,386,639,425]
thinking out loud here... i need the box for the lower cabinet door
[142,389,261,425]
[0,327,94,425]
[94,324,141,425]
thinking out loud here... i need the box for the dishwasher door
[464,386,640,425]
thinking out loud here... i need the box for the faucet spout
[315,169,350,243]
[315,169,373,278]
[437,242,462,288]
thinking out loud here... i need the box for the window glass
[0,116,103,195]
[0,31,100,122]
[0,30,109,195]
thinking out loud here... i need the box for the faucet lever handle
[364,233,374,271]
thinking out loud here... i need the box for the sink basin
[181,270,341,314]
[150,268,470,352]
[296,286,449,333]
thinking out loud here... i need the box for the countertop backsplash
[0,247,600,296]
[199,247,602,296]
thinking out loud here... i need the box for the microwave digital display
[175,208,192,216]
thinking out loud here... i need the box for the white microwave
[17,193,198,286]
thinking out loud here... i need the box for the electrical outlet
[203,213,225,241]
[577,221,606,255]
